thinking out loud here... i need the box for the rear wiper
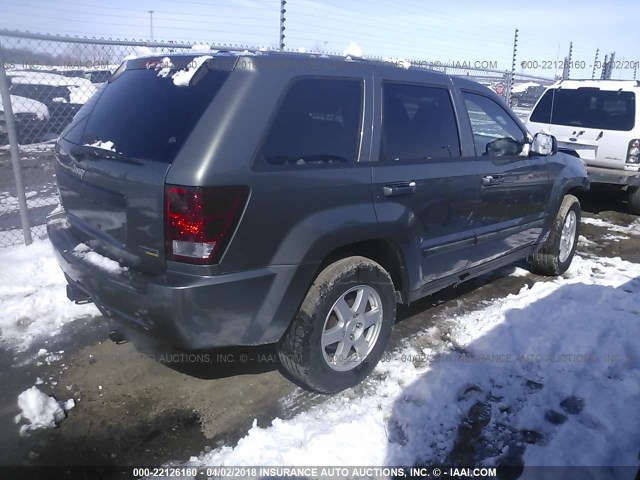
[70,145,142,165]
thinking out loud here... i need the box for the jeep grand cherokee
[47,53,588,393]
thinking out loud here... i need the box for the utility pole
[591,48,599,80]
[607,52,616,79]
[279,0,286,51]
[601,54,608,79]
[148,10,154,41]
[562,42,573,80]
[507,28,518,107]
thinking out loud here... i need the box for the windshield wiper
[70,145,142,165]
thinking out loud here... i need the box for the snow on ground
[190,254,640,469]
[0,240,98,351]
[0,191,60,215]
[15,386,74,435]
[582,216,640,235]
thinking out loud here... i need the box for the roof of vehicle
[7,70,95,88]
[512,81,542,93]
[128,50,451,78]
[548,79,640,90]
[0,94,49,119]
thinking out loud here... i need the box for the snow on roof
[511,81,541,93]
[171,55,213,87]
[85,140,116,152]
[7,70,94,88]
[0,95,49,120]
[343,42,364,59]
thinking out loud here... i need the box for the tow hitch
[66,283,92,304]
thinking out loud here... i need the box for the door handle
[383,181,416,197]
[482,175,503,186]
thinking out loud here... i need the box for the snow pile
[155,57,175,78]
[86,140,115,152]
[0,240,98,351]
[171,56,212,87]
[72,243,127,274]
[15,386,74,435]
[191,254,640,467]
[343,42,364,59]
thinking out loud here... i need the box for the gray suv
[47,53,588,393]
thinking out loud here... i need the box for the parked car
[511,83,546,108]
[526,80,640,213]
[7,70,97,134]
[47,53,588,393]
[0,94,50,144]
[61,68,114,84]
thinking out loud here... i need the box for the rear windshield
[530,87,636,131]
[61,57,230,163]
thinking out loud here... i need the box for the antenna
[591,48,599,80]
[548,81,561,133]
[148,10,154,41]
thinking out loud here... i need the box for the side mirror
[531,132,557,156]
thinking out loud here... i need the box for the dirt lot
[0,189,639,472]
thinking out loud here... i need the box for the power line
[286,21,510,55]
[41,0,275,20]
[290,1,512,40]
[2,11,276,37]
[5,4,276,26]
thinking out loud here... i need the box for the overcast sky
[0,0,638,79]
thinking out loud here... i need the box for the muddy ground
[0,188,639,473]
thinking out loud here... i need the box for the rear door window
[63,57,230,163]
[381,83,461,161]
[530,88,636,131]
[258,77,363,167]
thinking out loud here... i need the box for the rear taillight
[626,140,640,171]
[164,185,248,264]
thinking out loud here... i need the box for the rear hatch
[528,87,635,168]
[55,55,233,274]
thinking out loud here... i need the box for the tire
[628,187,640,215]
[529,195,581,276]
[511,97,520,108]
[277,256,396,394]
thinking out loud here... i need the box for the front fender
[544,152,589,234]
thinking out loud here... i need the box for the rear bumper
[587,166,640,187]
[47,217,310,350]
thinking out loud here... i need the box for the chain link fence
[0,30,555,247]
[0,31,254,247]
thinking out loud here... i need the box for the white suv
[526,80,640,213]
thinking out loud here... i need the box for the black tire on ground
[511,97,520,107]
[529,195,581,276]
[627,187,640,215]
[277,256,396,394]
